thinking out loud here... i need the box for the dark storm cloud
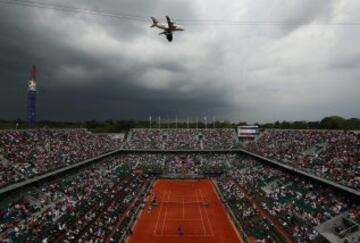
[0,0,225,121]
[36,72,231,120]
[0,0,359,123]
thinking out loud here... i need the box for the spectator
[0,129,122,188]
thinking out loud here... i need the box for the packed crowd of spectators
[124,128,238,150]
[162,153,235,174]
[164,129,201,150]
[0,155,148,242]
[0,129,122,189]
[131,153,165,174]
[244,129,360,190]
[1,126,359,243]
[349,206,360,224]
[201,128,238,149]
[121,153,234,175]
[124,129,162,150]
[193,153,234,174]
[0,152,239,242]
[217,176,282,242]
[227,156,360,242]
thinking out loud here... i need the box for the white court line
[165,218,203,221]
[196,189,207,235]
[153,234,215,238]
[161,190,171,235]
[182,197,185,219]
[199,189,215,236]
[153,190,169,236]
[210,180,222,201]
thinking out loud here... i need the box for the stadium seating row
[244,129,360,190]
[123,128,237,150]
[0,129,122,188]
[1,153,359,242]
[227,156,360,242]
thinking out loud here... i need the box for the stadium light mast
[27,64,37,128]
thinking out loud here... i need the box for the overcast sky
[0,0,359,123]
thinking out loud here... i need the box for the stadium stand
[227,156,359,242]
[0,128,359,243]
[0,156,148,242]
[217,177,286,242]
[244,129,360,190]
[0,129,122,189]
[126,153,235,175]
[124,128,238,150]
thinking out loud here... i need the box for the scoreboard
[238,125,258,138]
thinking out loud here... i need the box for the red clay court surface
[127,179,243,243]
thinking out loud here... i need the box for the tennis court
[127,179,243,243]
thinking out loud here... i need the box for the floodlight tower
[27,64,37,127]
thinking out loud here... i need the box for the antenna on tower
[30,64,37,82]
[27,64,38,127]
